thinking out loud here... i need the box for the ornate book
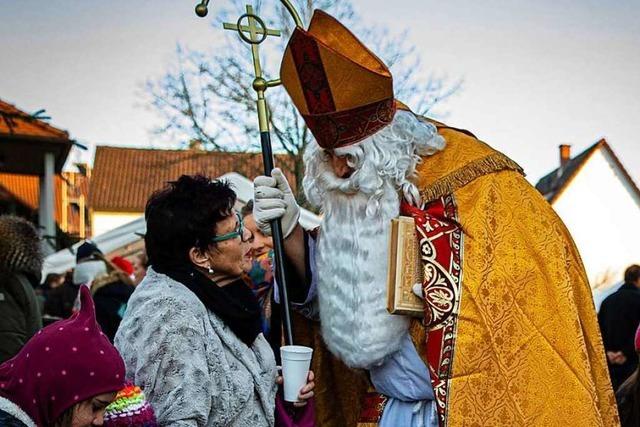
[386,216,424,317]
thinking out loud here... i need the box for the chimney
[559,144,571,168]
[188,139,205,151]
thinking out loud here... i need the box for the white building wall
[553,149,640,289]
[92,211,143,238]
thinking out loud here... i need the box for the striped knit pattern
[104,385,158,426]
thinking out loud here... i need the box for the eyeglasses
[211,212,254,243]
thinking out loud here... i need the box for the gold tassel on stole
[420,153,524,203]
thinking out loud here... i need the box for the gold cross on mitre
[223,5,281,80]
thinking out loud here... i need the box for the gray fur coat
[114,268,277,426]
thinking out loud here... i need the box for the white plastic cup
[280,345,313,402]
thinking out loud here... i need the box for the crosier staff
[194,0,303,346]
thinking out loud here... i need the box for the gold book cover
[386,216,424,317]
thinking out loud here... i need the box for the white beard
[315,181,409,369]
[304,110,445,369]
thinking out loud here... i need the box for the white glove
[253,168,300,238]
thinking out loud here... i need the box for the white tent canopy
[42,216,145,276]
[43,172,321,276]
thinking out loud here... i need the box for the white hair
[303,111,445,368]
[303,110,445,217]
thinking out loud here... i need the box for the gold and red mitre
[280,10,397,149]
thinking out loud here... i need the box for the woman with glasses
[114,175,314,426]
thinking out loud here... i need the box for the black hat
[76,241,102,263]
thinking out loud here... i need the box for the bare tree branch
[143,0,462,199]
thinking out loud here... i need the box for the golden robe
[295,120,619,427]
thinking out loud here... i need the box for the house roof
[0,99,73,174]
[89,146,297,212]
[535,139,640,203]
[0,99,69,139]
[0,172,64,222]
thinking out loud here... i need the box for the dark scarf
[154,265,262,346]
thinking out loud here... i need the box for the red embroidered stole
[401,196,463,427]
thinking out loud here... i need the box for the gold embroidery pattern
[444,171,619,426]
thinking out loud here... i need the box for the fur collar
[0,216,42,279]
[0,396,36,427]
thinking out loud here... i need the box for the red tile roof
[0,172,90,237]
[0,173,63,222]
[0,99,69,139]
[89,146,296,212]
[0,99,73,175]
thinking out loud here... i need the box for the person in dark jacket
[91,257,135,342]
[35,272,65,315]
[43,242,105,325]
[599,264,640,390]
[0,215,43,364]
[43,270,78,322]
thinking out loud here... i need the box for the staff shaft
[260,130,294,346]
[210,0,302,346]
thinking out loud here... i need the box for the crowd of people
[0,233,144,349]
[0,176,316,426]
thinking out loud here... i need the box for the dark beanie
[76,241,102,263]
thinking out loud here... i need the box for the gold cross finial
[223,5,281,79]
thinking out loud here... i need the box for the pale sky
[1,0,638,185]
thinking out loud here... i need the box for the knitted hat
[104,384,158,426]
[0,286,126,425]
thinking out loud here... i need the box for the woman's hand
[276,370,315,408]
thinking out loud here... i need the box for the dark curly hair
[144,175,236,270]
